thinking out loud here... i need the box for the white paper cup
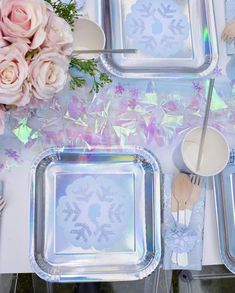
[72,17,106,59]
[181,127,230,177]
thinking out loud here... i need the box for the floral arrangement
[0,0,111,134]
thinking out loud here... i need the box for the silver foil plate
[96,0,218,78]
[30,147,161,282]
[213,152,235,274]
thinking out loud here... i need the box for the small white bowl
[72,17,106,59]
[181,127,230,177]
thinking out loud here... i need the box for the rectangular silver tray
[30,147,161,282]
[96,0,218,78]
[213,151,235,274]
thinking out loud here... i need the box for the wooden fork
[171,173,193,266]
[184,174,201,226]
[222,20,235,42]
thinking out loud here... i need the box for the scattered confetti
[192,82,203,93]
[213,66,223,77]
[115,84,125,95]
[65,96,87,121]
[211,91,228,111]
[49,96,62,112]
[13,118,32,144]
[0,76,233,169]
[5,149,20,161]
[129,88,139,99]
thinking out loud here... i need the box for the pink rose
[44,12,73,56]
[0,105,5,135]
[0,0,48,49]
[29,49,69,100]
[0,7,8,48]
[0,43,30,106]
[0,30,8,48]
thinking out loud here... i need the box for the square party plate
[30,147,161,282]
[96,0,218,78]
[214,151,235,274]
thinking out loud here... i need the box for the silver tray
[213,151,235,274]
[30,147,161,282]
[96,0,218,78]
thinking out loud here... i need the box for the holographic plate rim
[96,0,218,79]
[213,153,235,274]
[29,146,161,283]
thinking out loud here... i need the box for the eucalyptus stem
[45,0,79,28]
[45,0,112,92]
[69,58,112,93]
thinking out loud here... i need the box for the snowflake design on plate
[57,176,129,250]
[125,0,189,57]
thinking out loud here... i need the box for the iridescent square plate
[213,150,235,274]
[30,147,161,282]
[96,0,218,78]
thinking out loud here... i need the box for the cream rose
[0,30,8,48]
[0,0,48,49]
[29,49,69,100]
[0,7,8,48]
[44,12,73,56]
[0,43,30,106]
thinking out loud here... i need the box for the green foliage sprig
[45,0,79,28]
[45,0,112,93]
[70,58,112,93]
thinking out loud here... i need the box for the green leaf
[69,58,112,93]
[44,1,112,93]
[45,0,79,28]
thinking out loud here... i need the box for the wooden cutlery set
[171,173,202,267]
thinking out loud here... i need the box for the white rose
[29,49,70,100]
[0,30,8,48]
[0,43,30,106]
[0,0,48,49]
[0,7,8,47]
[44,12,73,56]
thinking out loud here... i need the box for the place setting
[1,0,235,290]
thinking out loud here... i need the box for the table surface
[0,0,231,273]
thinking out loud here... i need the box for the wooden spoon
[222,20,235,42]
[172,173,193,211]
[171,173,193,267]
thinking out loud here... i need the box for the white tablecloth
[0,0,230,273]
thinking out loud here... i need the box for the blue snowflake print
[125,0,189,57]
[57,176,128,250]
